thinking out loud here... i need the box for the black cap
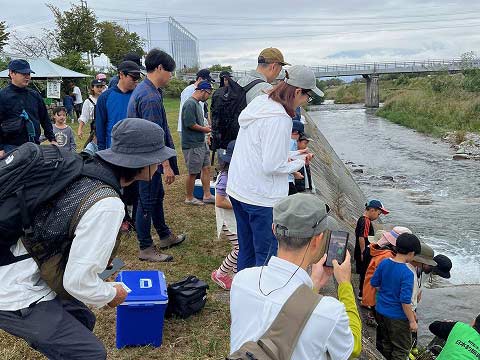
[432,254,452,279]
[91,79,105,86]
[118,61,141,75]
[8,59,35,74]
[123,53,145,69]
[196,69,215,83]
[396,233,421,254]
[219,70,232,78]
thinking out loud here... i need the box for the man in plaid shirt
[127,48,186,262]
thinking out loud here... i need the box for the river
[308,103,480,344]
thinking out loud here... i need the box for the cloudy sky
[3,0,480,69]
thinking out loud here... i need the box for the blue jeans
[136,171,171,250]
[230,197,278,271]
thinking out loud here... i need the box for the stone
[353,169,364,174]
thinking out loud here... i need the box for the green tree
[47,3,98,55]
[97,21,144,66]
[52,52,90,74]
[461,51,480,92]
[0,21,9,52]
[209,64,232,72]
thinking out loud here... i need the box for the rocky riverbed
[443,131,480,160]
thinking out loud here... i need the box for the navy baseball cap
[9,59,35,74]
[196,69,215,83]
[292,120,304,134]
[366,199,389,214]
[195,80,213,91]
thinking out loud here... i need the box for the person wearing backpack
[229,193,362,360]
[226,65,318,271]
[0,59,56,158]
[238,48,290,104]
[77,79,105,141]
[0,118,176,359]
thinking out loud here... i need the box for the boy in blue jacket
[371,233,421,360]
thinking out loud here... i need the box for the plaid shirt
[127,78,179,174]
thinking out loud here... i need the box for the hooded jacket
[226,94,304,207]
[237,70,272,104]
[362,244,395,308]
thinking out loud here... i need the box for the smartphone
[325,231,349,267]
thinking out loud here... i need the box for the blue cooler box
[116,270,168,348]
[193,179,215,199]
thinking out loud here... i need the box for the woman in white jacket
[226,65,324,271]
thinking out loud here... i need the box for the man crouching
[0,118,176,359]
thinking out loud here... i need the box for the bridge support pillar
[363,74,379,108]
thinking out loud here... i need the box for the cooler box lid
[116,270,168,305]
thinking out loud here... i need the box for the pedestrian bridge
[182,58,479,107]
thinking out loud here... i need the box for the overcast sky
[3,0,480,69]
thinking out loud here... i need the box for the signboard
[46,80,61,99]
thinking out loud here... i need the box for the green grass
[0,98,233,360]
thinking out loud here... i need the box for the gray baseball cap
[413,242,437,266]
[96,118,176,168]
[273,193,340,238]
[285,65,324,97]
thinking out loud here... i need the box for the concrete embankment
[304,111,385,360]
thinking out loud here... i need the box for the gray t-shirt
[53,125,76,152]
[181,97,206,150]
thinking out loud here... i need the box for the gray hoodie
[237,70,273,105]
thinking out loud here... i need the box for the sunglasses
[126,73,141,81]
[301,89,315,103]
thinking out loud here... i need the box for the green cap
[273,193,340,238]
[413,242,437,266]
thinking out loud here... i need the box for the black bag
[211,79,265,150]
[166,275,209,319]
[0,143,120,266]
[0,116,25,135]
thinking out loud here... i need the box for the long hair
[267,81,297,117]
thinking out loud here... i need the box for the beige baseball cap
[258,48,290,66]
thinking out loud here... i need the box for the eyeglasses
[204,90,212,94]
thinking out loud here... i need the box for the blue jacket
[95,85,133,150]
[127,78,179,175]
[0,83,54,150]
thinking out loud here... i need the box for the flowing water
[308,104,480,344]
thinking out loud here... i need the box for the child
[288,120,304,195]
[371,233,421,360]
[51,106,76,152]
[62,93,75,122]
[211,140,239,290]
[295,133,313,192]
[355,199,389,300]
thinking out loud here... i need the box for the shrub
[164,77,188,98]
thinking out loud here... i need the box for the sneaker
[139,246,173,262]
[159,233,187,250]
[211,270,233,290]
[202,197,215,204]
[185,198,205,206]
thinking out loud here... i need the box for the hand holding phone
[325,231,349,267]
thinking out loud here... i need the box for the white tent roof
[0,57,90,79]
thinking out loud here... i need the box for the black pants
[376,313,412,360]
[0,297,106,360]
[357,247,371,296]
[288,182,298,196]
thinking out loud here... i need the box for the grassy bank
[0,98,232,360]
[325,74,480,136]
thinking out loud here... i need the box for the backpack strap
[243,79,266,93]
[257,284,321,360]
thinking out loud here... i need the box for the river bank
[325,74,480,138]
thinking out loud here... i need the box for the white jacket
[227,94,305,207]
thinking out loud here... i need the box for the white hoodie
[227,94,305,207]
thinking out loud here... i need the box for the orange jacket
[361,245,395,308]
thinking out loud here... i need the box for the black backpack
[211,79,265,150]
[0,143,120,266]
[166,275,209,319]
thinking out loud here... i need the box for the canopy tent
[0,57,90,79]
